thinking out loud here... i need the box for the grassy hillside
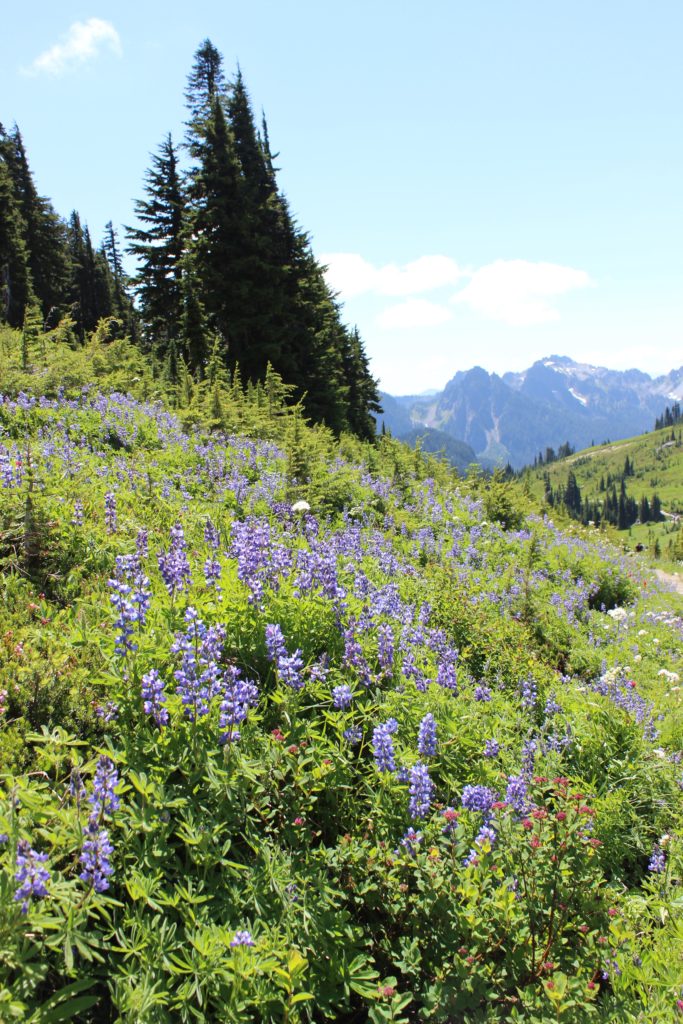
[1,324,683,1022]
[522,425,683,570]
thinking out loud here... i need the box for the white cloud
[24,19,122,76]
[452,259,592,326]
[322,253,464,298]
[376,299,453,330]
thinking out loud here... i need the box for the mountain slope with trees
[520,423,683,567]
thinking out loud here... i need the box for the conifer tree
[185,39,227,126]
[126,133,185,355]
[66,213,114,338]
[3,126,69,322]
[0,156,33,325]
[340,326,382,440]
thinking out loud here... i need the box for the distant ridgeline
[0,40,381,440]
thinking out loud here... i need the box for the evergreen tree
[102,222,137,339]
[126,133,185,355]
[639,495,650,524]
[186,92,250,371]
[179,39,383,439]
[617,479,628,529]
[340,326,382,440]
[652,493,663,522]
[184,39,227,126]
[178,263,208,375]
[0,155,33,325]
[3,126,70,322]
[563,471,582,514]
[66,214,115,338]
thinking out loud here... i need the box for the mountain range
[378,356,683,470]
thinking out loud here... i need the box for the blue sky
[3,1,682,394]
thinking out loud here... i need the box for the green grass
[520,426,683,570]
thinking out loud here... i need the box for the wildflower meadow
[0,328,682,1022]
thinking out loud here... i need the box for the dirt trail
[655,569,683,595]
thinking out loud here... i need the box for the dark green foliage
[65,213,114,339]
[2,127,70,325]
[126,134,185,357]
[654,401,681,430]
[0,131,35,326]
[2,42,381,442]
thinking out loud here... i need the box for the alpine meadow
[1,36,683,1024]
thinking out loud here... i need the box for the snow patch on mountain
[568,387,588,406]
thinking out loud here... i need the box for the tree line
[543,457,664,530]
[654,402,681,432]
[0,40,381,440]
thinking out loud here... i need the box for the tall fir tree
[126,133,185,355]
[102,222,137,338]
[184,39,227,127]
[66,214,115,338]
[186,90,251,371]
[3,126,70,323]
[0,153,33,325]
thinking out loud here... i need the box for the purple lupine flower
[69,769,86,805]
[108,554,151,654]
[204,517,221,549]
[72,500,84,526]
[79,820,114,892]
[461,785,497,816]
[399,827,422,856]
[332,684,353,709]
[648,846,666,873]
[377,623,395,672]
[229,517,291,604]
[417,713,437,757]
[342,626,372,686]
[409,761,434,819]
[475,824,497,849]
[219,666,259,743]
[544,695,562,717]
[436,649,458,692]
[136,528,149,560]
[521,738,537,776]
[104,491,117,533]
[141,669,169,726]
[230,930,255,947]
[520,677,537,710]
[265,623,287,662]
[204,556,222,589]
[308,655,329,685]
[343,725,362,745]
[276,650,305,690]
[474,684,492,702]
[172,609,226,720]
[504,775,528,814]
[14,840,50,912]
[483,738,500,758]
[89,756,120,817]
[157,522,192,596]
[372,721,397,772]
[94,701,119,723]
